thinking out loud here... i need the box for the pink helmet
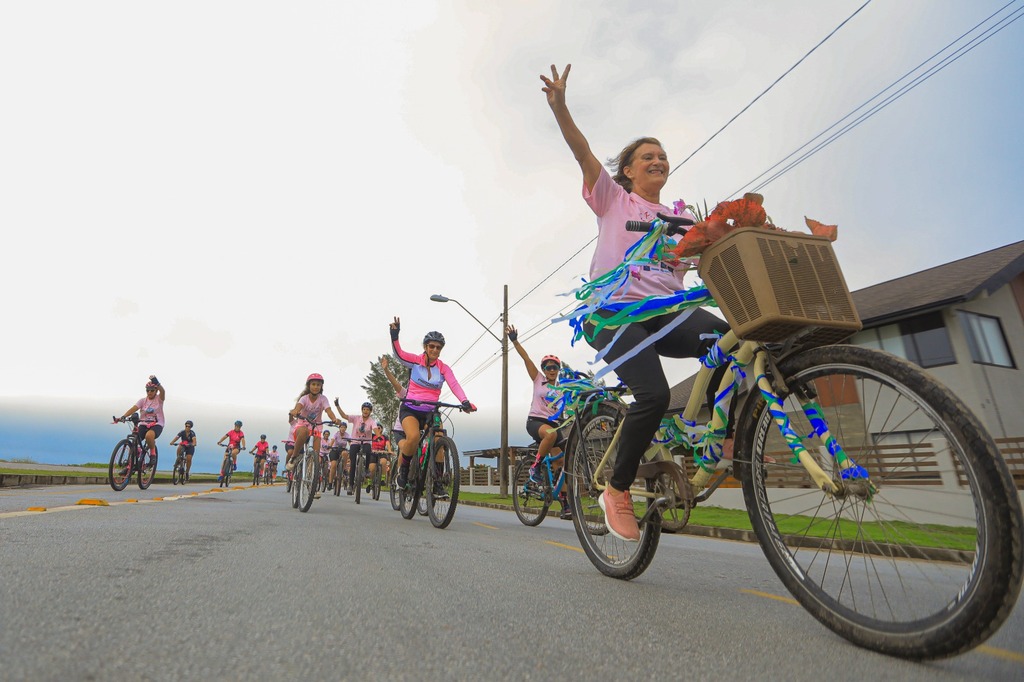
[145,380,160,391]
[540,355,561,369]
[306,373,324,384]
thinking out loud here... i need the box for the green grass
[0,468,106,477]
[0,458,39,464]
[461,491,976,551]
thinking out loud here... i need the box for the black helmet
[260,434,266,439]
[361,401,373,410]
[423,331,445,347]
[185,420,193,427]
[234,420,243,427]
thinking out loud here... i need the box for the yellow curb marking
[76,499,110,506]
[125,499,138,503]
[26,507,46,512]
[544,540,584,553]
[472,522,499,530]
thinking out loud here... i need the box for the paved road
[1,483,1022,681]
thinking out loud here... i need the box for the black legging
[347,442,372,488]
[586,307,729,491]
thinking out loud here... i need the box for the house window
[959,311,1015,368]
[898,312,956,368]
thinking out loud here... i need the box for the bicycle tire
[138,450,157,490]
[333,465,342,496]
[567,414,660,580]
[355,454,364,505]
[417,495,428,516]
[734,345,1023,660]
[372,465,382,501]
[512,458,550,526]
[389,460,401,511]
[171,458,181,485]
[298,451,318,513]
[426,436,460,529]
[286,469,293,494]
[291,466,300,508]
[400,460,421,520]
[108,440,133,491]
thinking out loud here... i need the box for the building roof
[851,240,1024,326]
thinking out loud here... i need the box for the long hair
[608,136,663,194]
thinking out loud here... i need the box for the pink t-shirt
[135,396,165,427]
[583,167,697,302]
[529,373,559,420]
[296,394,330,422]
[346,412,378,444]
[331,430,350,448]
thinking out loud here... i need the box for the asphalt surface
[1,482,1022,681]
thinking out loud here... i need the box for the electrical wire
[667,0,873,177]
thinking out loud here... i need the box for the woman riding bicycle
[327,423,349,491]
[249,434,271,485]
[333,400,379,496]
[541,64,730,542]
[506,325,572,520]
[371,424,393,492]
[390,317,475,491]
[217,420,246,472]
[268,445,280,483]
[168,419,197,482]
[285,373,342,475]
[117,375,165,464]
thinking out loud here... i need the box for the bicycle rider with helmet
[249,434,271,485]
[169,419,198,482]
[217,420,246,471]
[117,375,165,466]
[507,324,573,520]
[286,373,343,474]
[332,399,379,496]
[268,445,281,483]
[390,318,476,494]
[327,422,350,491]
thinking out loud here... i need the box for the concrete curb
[0,473,219,488]
[458,499,757,543]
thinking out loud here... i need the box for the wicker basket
[697,227,862,345]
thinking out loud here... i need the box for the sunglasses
[542,364,560,371]
[425,343,443,350]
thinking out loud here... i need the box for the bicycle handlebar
[625,213,694,237]
[401,398,472,412]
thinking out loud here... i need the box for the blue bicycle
[512,447,569,526]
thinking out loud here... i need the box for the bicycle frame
[584,330,867,506]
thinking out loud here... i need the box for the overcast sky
[2,1,1022,468]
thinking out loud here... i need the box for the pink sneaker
[598,488,640,542]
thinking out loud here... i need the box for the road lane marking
[740,588,799,605]
[472,522,499,530]
[741,589,1024,664]
[26,507,46,512]
[76,499,110,506]
[545,540,584,553]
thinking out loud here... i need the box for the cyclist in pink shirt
[286,373,342,473]
[389,317,475,489]
[217,420,246,471]
[117,375,165,464]
[333,400,379,496]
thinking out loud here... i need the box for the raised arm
[380,355,404,395]
[332,398,351,421]
[541,64,602,192]
[506,325,539,381]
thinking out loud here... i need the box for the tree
[361,354,409,434]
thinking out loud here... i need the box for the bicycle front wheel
[108,440,133,491]
[355,455,364,505]
[138,451,157,490]
[735,345,1023,659]
[567,414,660,580]
[426,436,460,529]
[512,458,550,526]
[298,451,319,513]
[400,463,421,520]
[372,466,382,501]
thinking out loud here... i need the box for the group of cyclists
[114,63,727,543]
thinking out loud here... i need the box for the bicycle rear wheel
[735,345,1024,659]
[567,414,660,580]
[512,458,550,526]
[290,466,301,508]
[138,450,157,490]
[298,451,319,513]
[389,460,401,511]
[108,440,133,491]
[426,436,460,529]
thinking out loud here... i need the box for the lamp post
[430,287,510,496]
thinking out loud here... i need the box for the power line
[729,2,1024,197]
[667,0,873,177]
[508,236,596,312]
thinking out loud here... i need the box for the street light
[431,287,510,496]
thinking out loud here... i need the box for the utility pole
[500,284,509,497]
